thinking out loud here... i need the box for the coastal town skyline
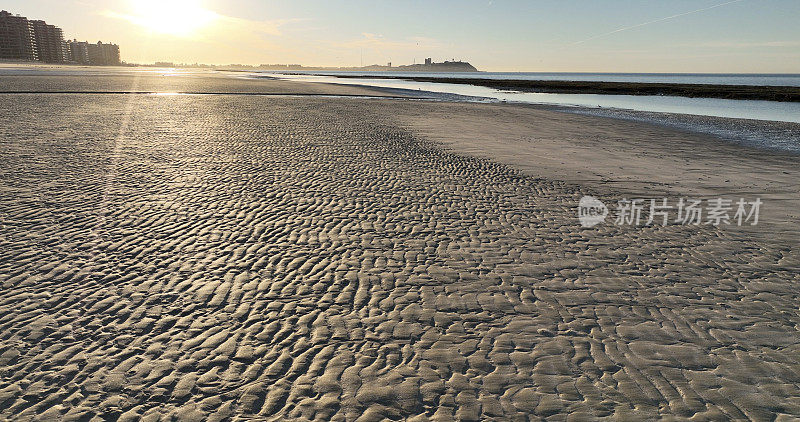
[1,0,799,72]
[0,10,120,65]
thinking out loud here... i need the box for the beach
[306,74,800,102]
[1,69,799,420]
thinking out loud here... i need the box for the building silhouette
[1,10,121,65]
[30,19,66,63]
[67,39,89,64]
[87,41,120,66]
[0,10,38,61]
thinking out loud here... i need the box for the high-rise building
[87,42,102,65]
[0,10,37,61]
[1,11,121,65]
[87,41,120,66]
[67,39,89,64]
[102,42,120,65]
[30,20,66,63]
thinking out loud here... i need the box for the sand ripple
[0,95,798,420]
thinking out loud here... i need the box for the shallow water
[262,73,800,124]
[259,73,800,154]
[274,71,800,87]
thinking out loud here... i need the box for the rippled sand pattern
[1,95,799,421]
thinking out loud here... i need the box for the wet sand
[1,70,799,420]
[324,74,800,102]
[390,101,800,243]
[0,67,410,97]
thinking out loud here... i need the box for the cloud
[332,33,442,51]
[219,16,311,38]
[100,5,308,39]
[697,40,800,48]
[96,3,313,63]
[569,0,746,46]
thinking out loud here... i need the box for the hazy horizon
[3,0,799,73]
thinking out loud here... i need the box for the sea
[272,71,800,87]
[1,65,798,154]
[260,71,800,154]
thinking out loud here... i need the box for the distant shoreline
[314,74,800,102]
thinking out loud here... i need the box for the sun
[128,0,218,37]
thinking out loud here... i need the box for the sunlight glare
[129,0,218,37]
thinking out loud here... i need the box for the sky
[4,0,800,72]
